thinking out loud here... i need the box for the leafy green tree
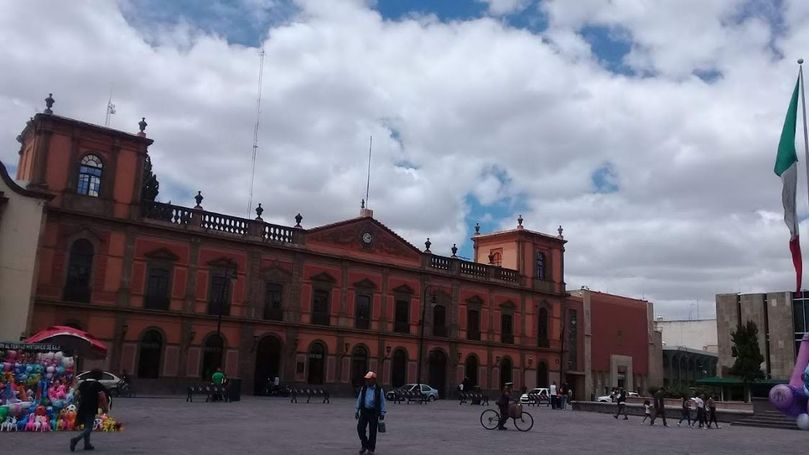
[729,320,765,401]
[141,156,159,201]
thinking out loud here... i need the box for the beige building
[0,161,50,341]
[655,318,718,353]
[715,292,798,380]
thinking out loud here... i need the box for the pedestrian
[694,394,706,428]
[69,369,109,452]
[678,394,692,427]
[212,367,225,401]
[641,399,652,424]
[355,371,386,455]
[496,382,513,430]
[614,387,628,420]
[549,381,558,409]
[649,387,667,426]
[707,396,721,429]
[560,383,568,410]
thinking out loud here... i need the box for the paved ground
[3,397,805,454]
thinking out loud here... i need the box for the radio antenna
[365,135,372,207]
[247,48,265,217]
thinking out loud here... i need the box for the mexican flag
[774,76,802,292]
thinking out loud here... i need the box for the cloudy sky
[2,0,809,319]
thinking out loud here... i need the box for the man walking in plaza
[355,371,386,455]
[649,387,667,426]
[614,387,628,420]
[549,381,558,409]
[69,369,109,452]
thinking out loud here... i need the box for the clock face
[361,232,373,244]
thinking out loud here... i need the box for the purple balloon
[770,384,805,417]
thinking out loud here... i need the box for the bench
[289,388,330,404]
[458,392,488,405]
[186,384,228,402]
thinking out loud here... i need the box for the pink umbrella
[25,326,108,360]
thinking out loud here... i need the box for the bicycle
[480,406,534,432]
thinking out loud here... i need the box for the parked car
[520,387,550,404]
[598,391,639,402]
[76,370,123,395]
[386,383,440,401]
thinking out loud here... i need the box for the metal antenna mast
[247,48,265,217]
[104,88,115,127]
[365,136,372,206]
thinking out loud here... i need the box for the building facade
[14,103,572,396]
[661,347,718,389]
[715,292,800,381]
[0,161,50,342]
[655,318,718,353]
[568,289,663,398]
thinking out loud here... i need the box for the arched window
[391,349,407,388]
[64,239,94,303]
[499,357,513,389]
[201,334,224,380]
[464,355,479,387]
[538,307,549,347]
[137,330,163,379]
[433,305,446,337]
[77,154,103,197]
[307,342,326,385]
[537,361,549,388]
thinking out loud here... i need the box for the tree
[141,156,159,201]
[729,320,765,401]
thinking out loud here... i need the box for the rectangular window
[355,294,371,329]
[264,283,283,321]
[568,309,578,370]
[501,314,514,344]
[394,299,410,333]
[467,309,480,341]
[207,271,232,316]
[144,266,171,310]
[536,251,546,280]
[312,290,330,326]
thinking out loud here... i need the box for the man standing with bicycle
[496,382,513,430]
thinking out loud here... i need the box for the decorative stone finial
[44,93,54,114]
[361,198,365,209]
[138,117,148,137]
[194,191,203,208]
[474,222,480,235]
[451,244,458,257]
[517,214,524,229]
[424,238,432,253]
[294,213,303,228]
[557,225,564,238]
[255,203,264,220]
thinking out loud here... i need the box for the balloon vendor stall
[0,327,122,433]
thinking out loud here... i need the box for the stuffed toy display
[0,347,122,432]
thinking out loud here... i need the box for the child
[641,399,652,424]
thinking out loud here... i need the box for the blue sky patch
[694,68,722,83]
[591,162,620,193]
[460,191,528,259]
[580,25,633,75]
[376,0,487,22]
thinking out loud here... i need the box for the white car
[520,387,550,404]
[76,370,123,395]
[598,391,639,402]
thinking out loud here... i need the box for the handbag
[378,420,386,433]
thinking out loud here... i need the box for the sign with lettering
[0,342,62,352]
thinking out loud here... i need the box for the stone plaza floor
[3,397,805,454]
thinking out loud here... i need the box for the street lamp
[416,285,437,386]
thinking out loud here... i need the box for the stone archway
[307,342,326,385]
[499,357,513,389]
[351,345,369,389]
[428,349,448,397]
[254,335,283,395]
[391,349,407,388]
[464,355,479,387]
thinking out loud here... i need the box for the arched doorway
[307,342,326,385]
[499,357,513,389]
[464,355,478,387]
[201,334,224,381]
[351,345,369,389]
[137,330,163,379]
[428,349,447,397]
[537,361,549,388]
[254,336,283,395]
[391,349,407,388]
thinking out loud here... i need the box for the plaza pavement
[3,397,804,454]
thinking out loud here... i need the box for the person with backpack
[355,371,386,455]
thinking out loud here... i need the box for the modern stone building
[655,318,718,353]
[0,160,50,341]
[715,292,799,381]
[567,289,663,398]
[10,97,574,396]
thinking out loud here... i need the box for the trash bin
[228,378,242,402]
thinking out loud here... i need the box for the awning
[25,326,108,360]
[695,376,787,386]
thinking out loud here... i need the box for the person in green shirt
[212,368,225,384]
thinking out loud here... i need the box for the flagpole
[800,59,809,293]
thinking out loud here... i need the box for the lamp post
[416,285,436,386]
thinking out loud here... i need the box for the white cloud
[0,0,807,318]
[478,0,532,16]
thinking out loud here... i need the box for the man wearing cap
[496,382,513,430]
[355,371,386,455]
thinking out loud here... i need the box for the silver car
[76,370,123,395]
[386,383,440,401]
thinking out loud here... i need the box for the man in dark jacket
[650,387,668,426]
[496,383,513,430]
[70,369,109,452]
[614,387,628,420]
[355,371,386,455]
